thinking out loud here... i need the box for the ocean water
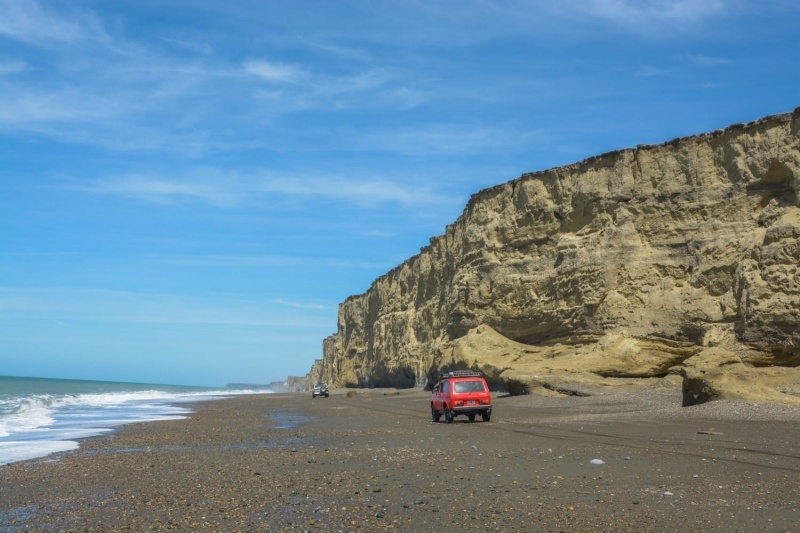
[0,376,273,466]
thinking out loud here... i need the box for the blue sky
[1,0,798,387]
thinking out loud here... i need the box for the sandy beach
[2,387,799,532]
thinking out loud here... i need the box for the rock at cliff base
[681,347,800,406]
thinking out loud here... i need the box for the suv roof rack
[439,370,484,379]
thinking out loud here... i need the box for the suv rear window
[454,381,486,393]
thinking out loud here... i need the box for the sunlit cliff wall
[314,108,800,404]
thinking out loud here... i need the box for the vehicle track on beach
[320,395,800,474]
[4,393,798,532]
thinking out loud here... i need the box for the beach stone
[4,384,800,532]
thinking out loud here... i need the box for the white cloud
[679,53,731,66]
[363,230,399,238]
[244,59,306,83]
[312,68,394,96]
[0,59,27,75]
[540,0,732,33]
[69,169,452,209]
[299,37,373,63]
[154,253,309,268]
[71,175,243,207]
[247,63,426,114]
[0,0,108,45]
[256,175,442,207]
[152,253,391,270]
[0,3,426,152]
[0,88,128,124]
[587,0,728,24]
[161,37,214,55]
[0,288,328,327]
[357,124,539,157]
[634,66,673,77]
[271,298,330,310]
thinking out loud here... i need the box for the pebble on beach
[2,389,799,531]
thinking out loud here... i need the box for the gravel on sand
[2,388,799,532]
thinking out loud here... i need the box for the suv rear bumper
[451,405,491,415]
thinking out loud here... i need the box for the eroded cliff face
[316,108,800,405]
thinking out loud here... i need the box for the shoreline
[2,388,799,531]
[0,385,275,467]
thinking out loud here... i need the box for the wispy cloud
[0,87,132,124]
[153,253,309,268]
[70,169,452,209]
[0,59,27,75]
[541,0,732,34]
[2,21,425,154]
[0,0,750,159]
[244,59,307,83]
[298,37,373,63]
[0,288,329,328]
[154,253,392,270]
[357,124,542,156]
[72,175,243,207]
[271,298,330,310]
[249,65,426,114]
[634,66,673,77]
[255,175,441,207]
[363,230,399,238]
[0,0,108,45]
[586,0,729,24]
[161,37,214,55]
[679,53,731,66]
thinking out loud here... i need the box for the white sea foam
[0,440,80,465]
[0,385,273,465]
[0,396,57,438]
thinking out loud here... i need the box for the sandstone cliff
[315,108,800,405]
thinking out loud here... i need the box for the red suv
[431,371,492,423]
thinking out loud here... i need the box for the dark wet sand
[2,388,799,532]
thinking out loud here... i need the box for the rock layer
[314,108,800,405]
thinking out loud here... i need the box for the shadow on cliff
[359,366,417,389]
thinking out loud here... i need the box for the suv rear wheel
[444,408,454,424]
[481,411,491,422]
